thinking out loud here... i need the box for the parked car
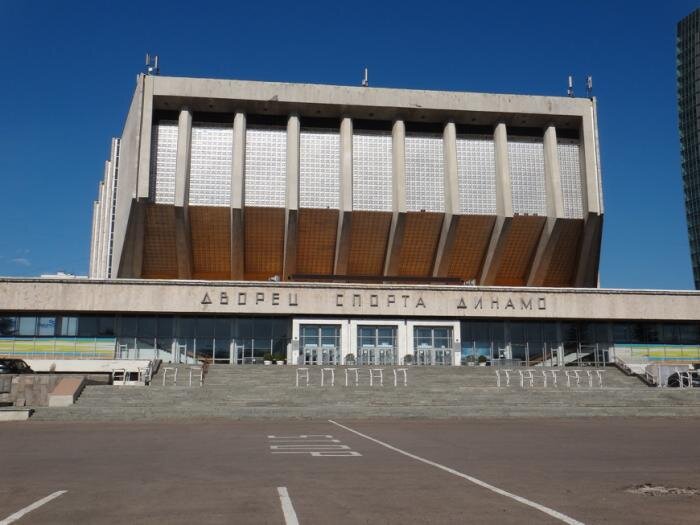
[667,370,700,388]
[0,358,34,375]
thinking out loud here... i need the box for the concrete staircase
[31,365,700,421]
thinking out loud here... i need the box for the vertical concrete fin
[334,117,353,275]
[384,119,406,276]
[174,108,193,279]
[528,125,565,286]
[434,121,458,277]
[283,115,300,280]
[231,112,246,280]
[480,122,513,284]
[136,74,154,200]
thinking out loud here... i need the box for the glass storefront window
[18,317,36,336]
[37,317,56,336]
[0,317,17,336]
[60,317,77,336]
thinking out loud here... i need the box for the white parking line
[0,490,67,525]
[277,487,299,525]
[328,420,585,525]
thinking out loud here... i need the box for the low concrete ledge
[48,377,86,407]
[0,408,33,421]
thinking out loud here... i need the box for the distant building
[678,8,700,288]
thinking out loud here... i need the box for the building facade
[89,75,603,288]
[4,74,700,369]
[678,8,700,288]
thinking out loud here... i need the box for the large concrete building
[678,8,700,289]
[89,75,603,288]
[2,73,700,369]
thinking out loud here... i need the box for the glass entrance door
[300,325,341,365]
[413,326,453,366]
[357,326,397,365]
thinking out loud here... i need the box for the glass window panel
[189,123,233,206]
[197,318,216,337]
[352,131,392,211]
[405,134,445,212]
[157,317,174,337]
[77,316,97,337]
[120,316,139,337]
[37,317,56,336]
[149,121,178,204]
[177,317,196,338]
[557,140,584,218]
[456,135,496,214]
[214,318,230,338]
[97,317,115,336]
[508,137,546,215]
[244,127,286,207]
[300,129,340,209]
[138,317,156,338]
[60,317,77,337]
[0,317,17,336]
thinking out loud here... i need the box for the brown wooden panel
[446,215,496,281]
[543,219,584,287]
[493,216,546,286]
[397,212,444,276]
[142,203,178,279]
[347,211,393,276]
[190,206,231,280]
[244,207,285,280]
[296,208,339,275]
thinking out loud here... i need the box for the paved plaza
[1,417,699,524]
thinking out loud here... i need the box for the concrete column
[433,121,459,277]
[174,108,193,279]
[480,122,513,284]
[96,179,106,279]
[101,160,115,279]
[334,117,353,275]
[575,101,603,287]
[283,114,300,280]
[527,125,565,285]
[231,112,246,280]
[136,75,154,200]
[89,200,98,278]
[384,120,407,276]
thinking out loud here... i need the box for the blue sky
[0,0,697,289]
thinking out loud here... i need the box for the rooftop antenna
[362,67,369,87]
[586,75,593,98]
[567,75,574,97]
[145,54,160,76]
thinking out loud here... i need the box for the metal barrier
[295,368,310,387]
[162,366,177,386]
[189,366,203,387]
[393,368,408,387]
[321,368,335,387]
[369,368,384,387]
[345,368,359,387]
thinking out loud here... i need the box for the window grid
[244,127,287,207]
[405,134,444,212]
[508,138,546,215]
[456,135,497,214]
[300,130,340,208]
[557,140,584,219]
[188,123,233,206]
[150,122,178,204]
[352,132,392,211]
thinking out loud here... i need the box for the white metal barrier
[393,368,408,387]
[296,368,310,387]
[162,366,177,386]
[345,368,359,387]
[189,366,203,387]
[369,368,384,387]
[321,368,335,387]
